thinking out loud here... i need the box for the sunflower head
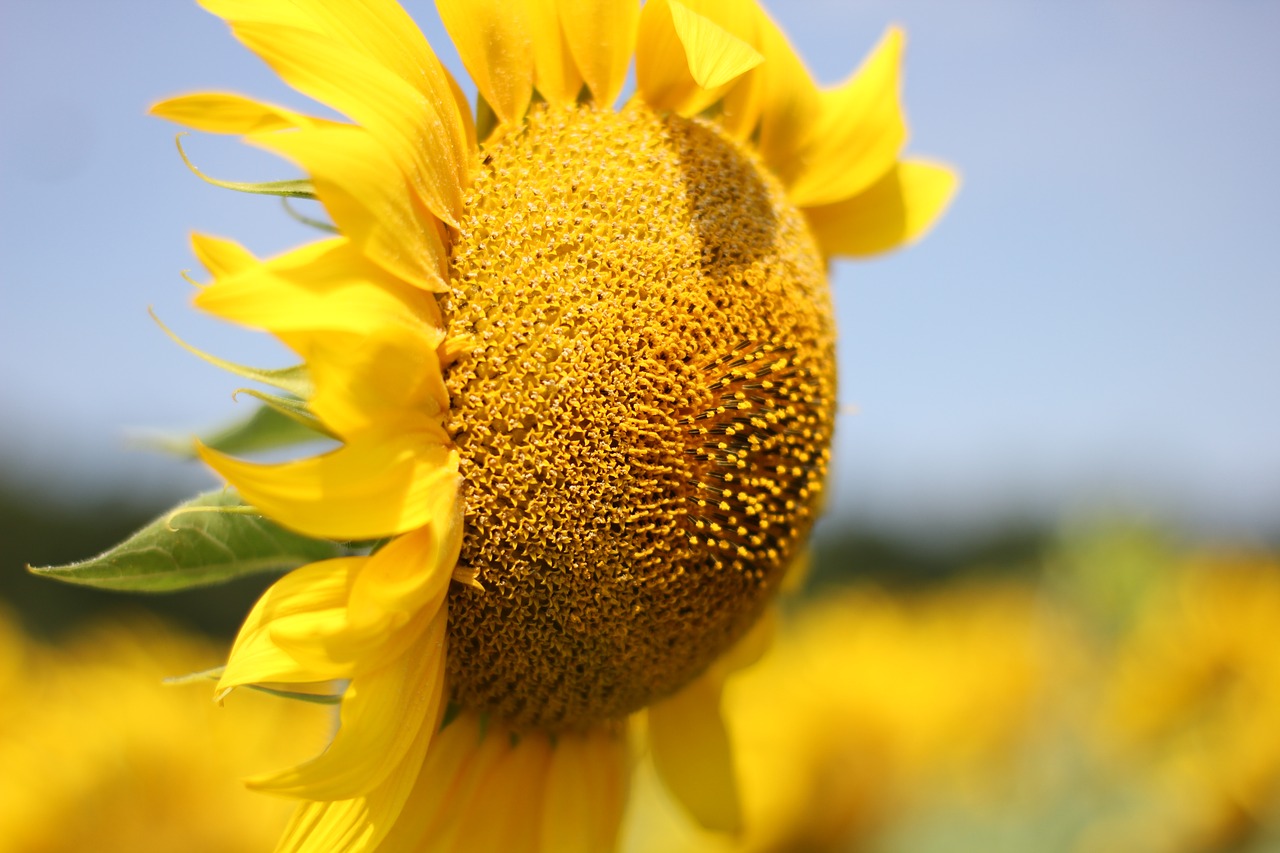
[444,100,834,728]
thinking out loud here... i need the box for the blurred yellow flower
[1085,553,1280,853]
[146,0,956,850]
[624,580,1080,852]
[0,612,331,853]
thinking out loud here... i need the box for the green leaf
[138,401,332,459]
[28,490,345,592]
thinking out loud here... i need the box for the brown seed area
[441,102,835,731]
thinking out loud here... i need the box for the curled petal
[273,682,439,853]
[250,605,449,800]
[345,498,462,632]
[217,558,362,694]
[804,160,959,258]
[786,27,908,208]
[637,0,762,116]
[197,427,458,541]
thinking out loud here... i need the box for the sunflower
[0,613,331,852]
[622,582,1073,853]
[1089,553,1280,852]
[150,1,955,850]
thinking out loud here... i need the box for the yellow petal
[277,799,372,853]
[191,235,446,440]
[671,1,763,90]
[637,0,762,116]
[557,0,639,107]
[447,731,553,853]
[274,690,437,853]
[200,0,471,167]
[804,160,958,258]
[221,535,448,699]
[525,0,584,105]
[712,1,765,139]
[197,427,458,541]
[298,328,448,438]
[299,0,471,150]
[218,558,362,694]
[251,123,449,292]
[250,606,447,799]
[346,495,462,632]
[648,672,742,832]
[786,27,908,207]
[263,527,445,663]
[203,0,476,203]
[780,543,811,594]
[229,21,467,227]
[199,0,309,29]
[710,608,777,678]
[753,10,821,185]
[376,714,506,852]
[540,728,630,853]
[193,238,440,338]
[190,232,257,278]
[582,728,632,851]
[180,235,442,434]
[636,0,690,110]
[436,0,534,127]
[149,92,323,134]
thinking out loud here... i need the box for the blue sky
[1,1,1277,536]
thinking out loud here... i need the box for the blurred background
[1,1,1278,851]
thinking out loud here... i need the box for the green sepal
[232,389,335,439]
[439,702,462,731]
[239,365,313,400]
[176,133,317,199]
[164,667,343,706]
[150,308,313,398]
[28,490,345,593]
[141,401,331,460]
[475,93,498,145]
[282,198,339,234]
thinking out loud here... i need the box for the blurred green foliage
[809,519,1051,591]
[3,472,1062,640]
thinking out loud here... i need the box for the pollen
[441,102,835,730]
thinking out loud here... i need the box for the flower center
[441,102,834,730]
